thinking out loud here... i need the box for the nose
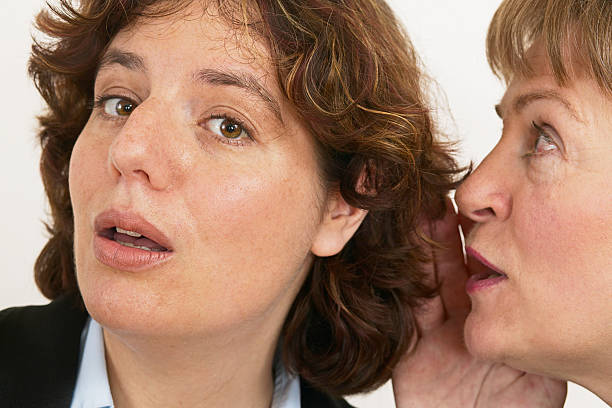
[108,98,191,191]
[455,142,513,224]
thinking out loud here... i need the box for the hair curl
[29,0,461,397]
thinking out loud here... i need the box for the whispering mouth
[99,227,169,252]
[473,269,506,281]
[467,248,508,281]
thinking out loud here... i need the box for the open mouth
[471,267,506,282]
[93,210,174,270]
[465,247,508,292]
[98,227,169,252]
[472,271,506,281]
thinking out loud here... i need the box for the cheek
[514,187,589,311]
[69,125,109,213]
[69,126,115,270]
[72,117,326,336]
[158,151,324,327]
[185,155,322,272]
[518,182,606,287]
[511,179,612,350]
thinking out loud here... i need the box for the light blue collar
[70,318,113,408]
[70,317,301,408]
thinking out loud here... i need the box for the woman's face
[456,42,612,379]
[69,6,334,340]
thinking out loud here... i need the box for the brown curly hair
[29,0,460,397]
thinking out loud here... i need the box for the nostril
[133,169,150,183]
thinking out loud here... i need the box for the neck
[560,350,612,405]
[103,326,279,408]
[573,372,612,406]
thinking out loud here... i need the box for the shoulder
[300,379,355,408]
[0,294,88,408]
[0,294,87,355]
[0,293,85,332]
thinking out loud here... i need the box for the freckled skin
[67,5,371,407]
[70,10,327,340]
[456,41,612,386]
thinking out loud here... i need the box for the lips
[95,210,173,251]
[92,210,174,271]
[465,247,508,293]
[98,227,169,252]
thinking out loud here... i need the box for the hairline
[487,0,612,96]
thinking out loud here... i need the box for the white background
[0,1,606,406]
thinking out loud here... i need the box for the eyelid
[92,95,257,147]
[532,121,561,147]
[524,121,562,159]
[201,113,256,146]
[532,121,551,139]
[204,110,255,141]
[92,94,139,119]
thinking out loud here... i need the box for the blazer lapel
[0,294,87,408]
[0,295,355,408]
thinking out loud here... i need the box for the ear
[311,190,368,257]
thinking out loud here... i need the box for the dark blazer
[0,295,353,408]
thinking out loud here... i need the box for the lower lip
[93,235,173,272]
[466,272,508,294]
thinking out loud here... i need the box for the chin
[77,267,185,337]
[465,311,577,380]
[81,277,165,333]
[463,310,512,363]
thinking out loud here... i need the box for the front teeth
[116,240,161,252]
[116,227,142,238]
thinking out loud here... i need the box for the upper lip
[465,247,506,277]
[94,210,174,251]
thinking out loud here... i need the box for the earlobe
[311,191,368,257]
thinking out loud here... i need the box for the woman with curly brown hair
[0,0,459,406]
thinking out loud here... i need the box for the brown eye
[207,117,249,141]
[219,119,243,139]
[115,100,135,116]
[102,97,135,117]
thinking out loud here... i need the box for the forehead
[498,40,597,117]
[106,2,271,77]
[96,2,288,124]
[497,57,612,142]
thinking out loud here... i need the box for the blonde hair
[487,0,611,94]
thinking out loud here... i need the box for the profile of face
[456,40,612,380]
[68,4,364,341]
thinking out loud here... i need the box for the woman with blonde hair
[393,0,611,406]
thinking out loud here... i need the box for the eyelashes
[91,94,255,146]
[201,114,254,146]
[523,121,560,158]
[92,95,136,118]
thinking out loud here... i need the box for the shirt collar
[70,318,113,408]
[71,317,301,408]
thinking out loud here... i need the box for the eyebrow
[97,48,283,124]
[195,69,283,123]
[495,90,584,124]
[98,49,146,73]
